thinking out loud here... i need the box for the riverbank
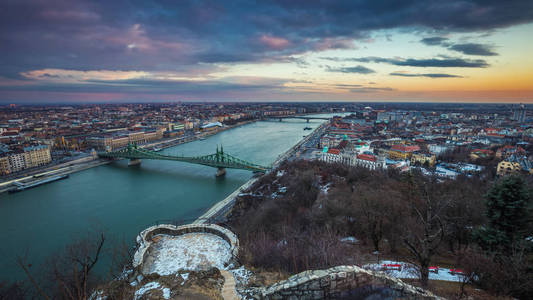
[141,120,255,152]
[0,158,111,194]
[194,120,328,224]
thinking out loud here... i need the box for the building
[495,145,525,159]
[354,154,386,170]
[389,144,420,161]
[470,149,495,160]
[410,152,436,167]
[497,155,533,176]
[87,129,164,151]
[320,148,342,164]
[8,152,26,172]
[0,156,10,175]
[512,104,527,123]
[23,145,51,168]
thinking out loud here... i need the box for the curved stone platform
[133,223,239,274]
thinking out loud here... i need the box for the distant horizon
[1,99,531,106]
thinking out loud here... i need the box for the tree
[474,175,531,253]
[19,233,105,300]
[401,175,446,287]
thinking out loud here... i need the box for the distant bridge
[98,144,270,176]
[267,116,330,122]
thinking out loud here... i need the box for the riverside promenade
[193,121,328,224]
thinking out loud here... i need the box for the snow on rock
[88,290,106,300]
[276,170,285,177]
[179,272,189,285]
[161,287,171,299]
[144,233,232,275]
[134,282,166,300]
[363,260,466,282]
[230,266,253,286]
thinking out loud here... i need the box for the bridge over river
[98,143,270,176]
[266,116,330,122]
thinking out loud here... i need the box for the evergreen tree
[475,175,531,253]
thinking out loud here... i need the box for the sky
[1,0,533,104]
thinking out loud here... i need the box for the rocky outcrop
[250,265,444,300]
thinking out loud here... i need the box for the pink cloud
[310,37,356,51]
[259,35,291,50]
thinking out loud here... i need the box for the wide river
[0,116,337,281]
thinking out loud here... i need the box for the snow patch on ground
[276,170,285,177]
[340,236,359,244]
[144,233,232,275]
[363,260,466,282]
[320,183,331,194]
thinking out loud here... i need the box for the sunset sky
[1,0,533,103]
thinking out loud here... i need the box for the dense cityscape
[0,102,530,180]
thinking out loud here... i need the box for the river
[0,115,340,281]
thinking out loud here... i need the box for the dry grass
[403,279,513,300]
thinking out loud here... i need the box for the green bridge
[98,144,270,176]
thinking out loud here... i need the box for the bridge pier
[216,167,226,177]
[128,159,141,166]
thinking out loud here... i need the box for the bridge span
[266,116,331,122]
[98,144,270,176]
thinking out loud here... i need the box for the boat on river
[8,174,69,193]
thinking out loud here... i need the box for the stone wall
[133,223,239,272]
[252,265,444,300]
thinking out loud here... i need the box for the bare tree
[401,177,446,287]
[19,233,105,300]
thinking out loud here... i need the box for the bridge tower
[127,143,141,166]
[215,145,226,177]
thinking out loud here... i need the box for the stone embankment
[252,265,443,300]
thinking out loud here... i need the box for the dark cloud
[0,0,531,77]
[0,76,292,95]
[390,72,462,78]
[420,37,449,46]
[326,65,375,74]
[345,56,489,68]
[448,43,498,56]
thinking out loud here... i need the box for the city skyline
[1,1,533,103]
